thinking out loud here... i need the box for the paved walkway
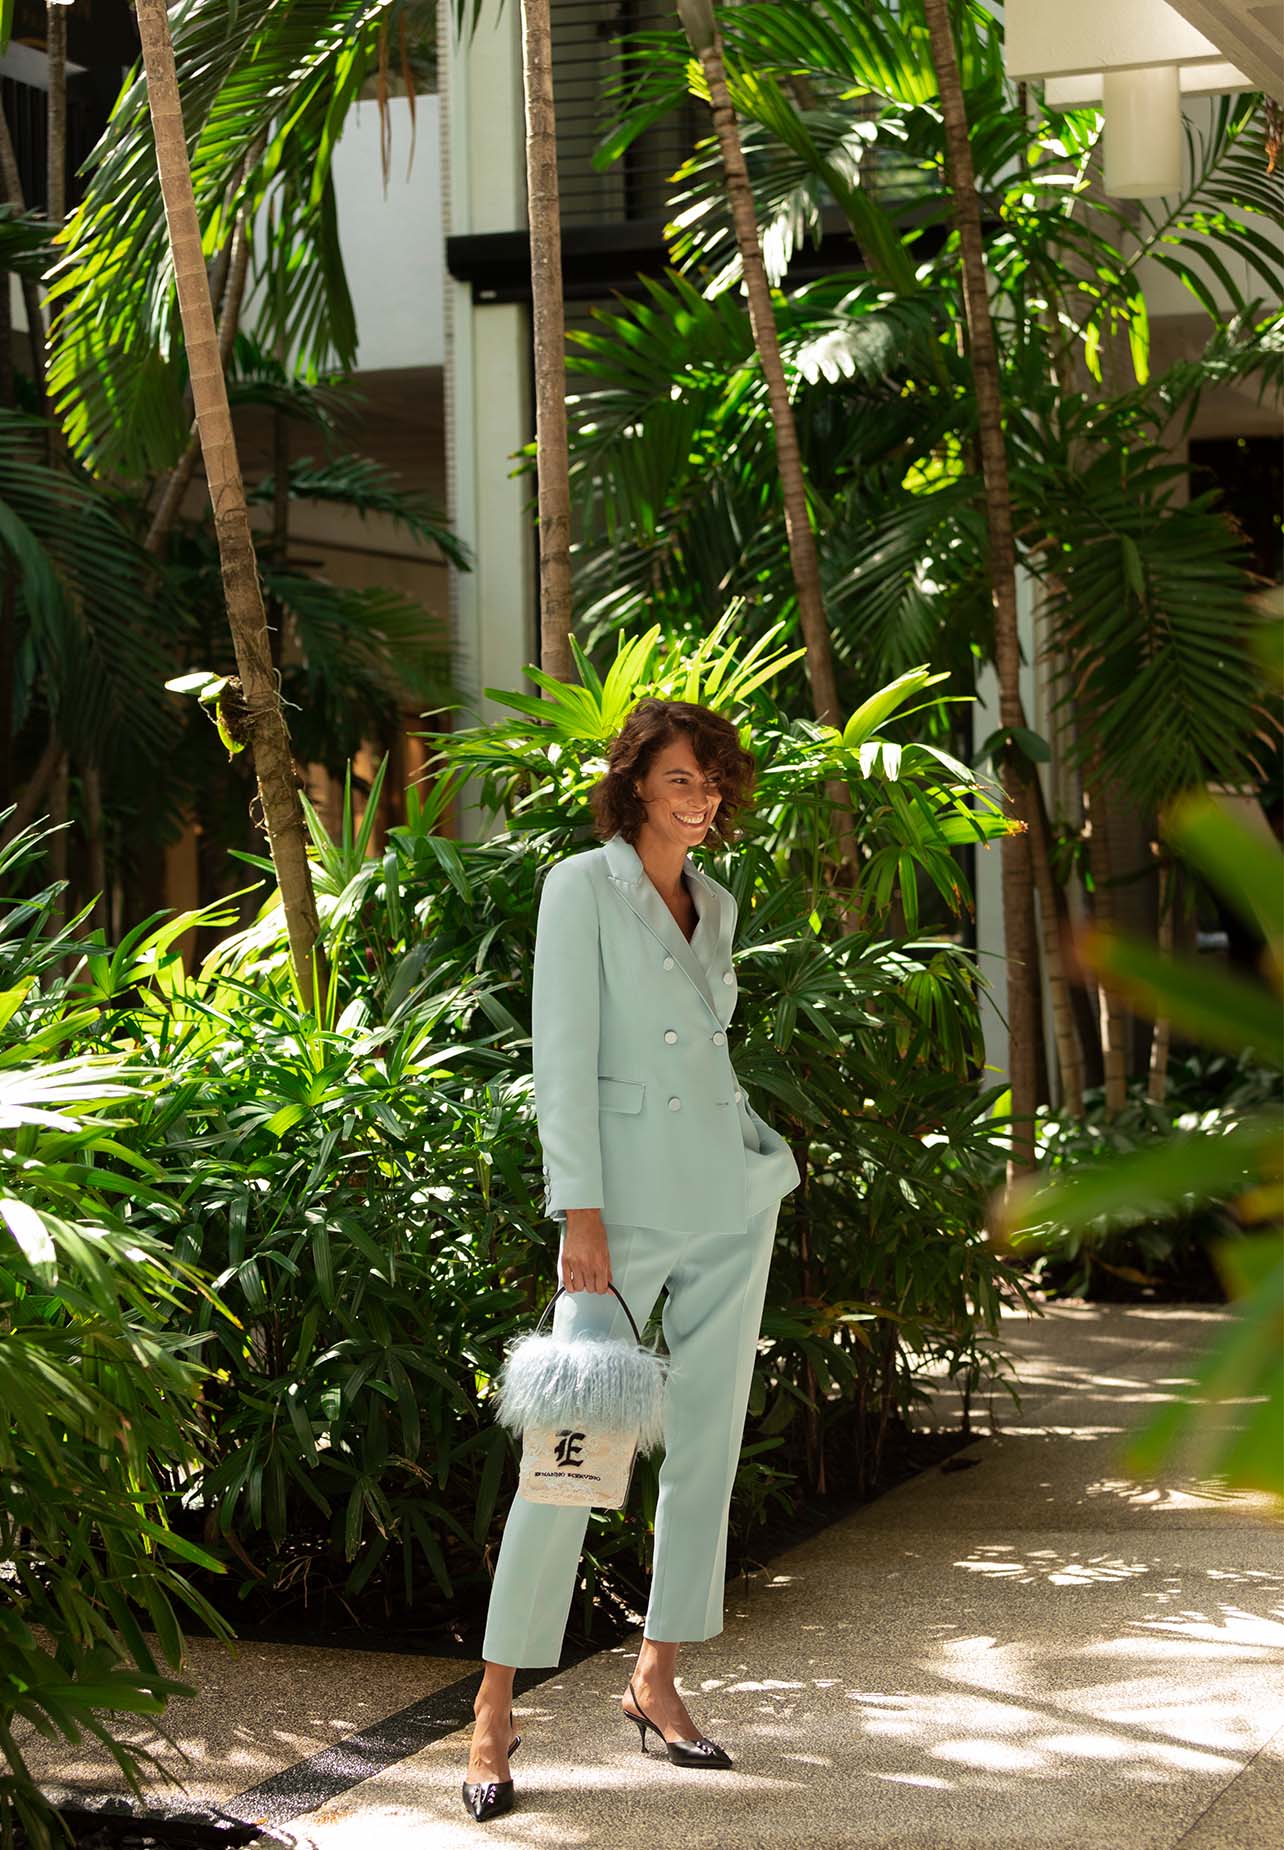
[24,1303,1284,1848]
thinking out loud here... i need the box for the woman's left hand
[561,1208,612,1292]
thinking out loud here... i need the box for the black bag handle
[534,1282,644,1345]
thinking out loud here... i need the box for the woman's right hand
[561,1208,612,1293]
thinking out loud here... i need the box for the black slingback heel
[622,1679,734,1769]
[461,1709,522,1821]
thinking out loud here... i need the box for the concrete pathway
[24,1303,1284,1848]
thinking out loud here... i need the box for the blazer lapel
[603,832,724,1022]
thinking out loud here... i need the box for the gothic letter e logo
[554,1429,586,1468]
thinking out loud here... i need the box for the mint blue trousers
[481,1201,781,1668]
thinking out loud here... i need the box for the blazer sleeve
[531,856,604,1217]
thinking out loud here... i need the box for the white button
[712,1030,726,1045]
[722,970,734,986]
[734,1088,742,1101]
[663,956,675,970]
[664,1029,678,1044]
[668,1095,682,1111]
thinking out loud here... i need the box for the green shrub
[1007,791,1283,1500]
[1014,1051,1281,1298]
[171,625,1028,1605]
[0,819,232,1850]
[5,631,1032,1686]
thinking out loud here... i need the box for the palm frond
[1037,448,1270,809]
[251,455,470,570]
[564,259,971,685]
[265,572,454,773]
[267,573,450,697]
[722,1,1005,115]
[1129,98,1284,320]
[0,411,181,762]
[46,0,401,476]
[0,206,58,280]
[823,476,989,682]
[1143,307,1284,440]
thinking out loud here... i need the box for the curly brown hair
[589,698,757,846]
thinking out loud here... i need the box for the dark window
[0,70,119,218]
[1188,434,1284,585]
[550,0,701,230]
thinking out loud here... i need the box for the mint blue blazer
[532,831,801,1233]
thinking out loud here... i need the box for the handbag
[490,1283,669,1509]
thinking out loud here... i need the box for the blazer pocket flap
[597,1076,646,1114]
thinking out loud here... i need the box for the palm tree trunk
[84,761,107,935]
[0,577,14,813]
[1083,744,1130,1115]
[270,398,290,677]
[145,198,254,557]
[872,1318,897,1483]
[1147,863,1175,1104]
[1043,215,1138,1122]
[49,745,68,945]
[923,0,1038,1172]
[134,0,322,1010]
[0,104,47,408]
[5,734,61,839]
[0,274,12,812]
[44,8,68,475]
[46,3,67,227]
[1000,501,1087,1115]
[676,2,863,912]
[1028,768,1084,1115]
[677,1,839,728]
[520,0,573,687]
[269,328,290,677]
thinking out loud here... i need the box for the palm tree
[921,0,1039,1166]
[0,109,46,409]
[133,0,322,1009]
[46,0,400,478]
[469,0,842,707]
[675,0,841,730]
[8,2,463,946]
[145,149,258,560]
[585,2,1279,1128]
[520,0,574,685]
[46,2,69,228]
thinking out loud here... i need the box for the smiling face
[632,734,723,849]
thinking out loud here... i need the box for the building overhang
[1004,0,1279,198]
[446,206,959,308]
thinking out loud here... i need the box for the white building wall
[332,95,445,372]
[441,1,535,838]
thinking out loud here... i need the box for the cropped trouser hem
[480,1201,780,1671]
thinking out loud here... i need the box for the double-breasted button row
[662,1027,728,1045]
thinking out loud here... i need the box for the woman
[462,697,800,1821]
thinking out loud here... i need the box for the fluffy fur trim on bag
[491,1330,671,1453]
